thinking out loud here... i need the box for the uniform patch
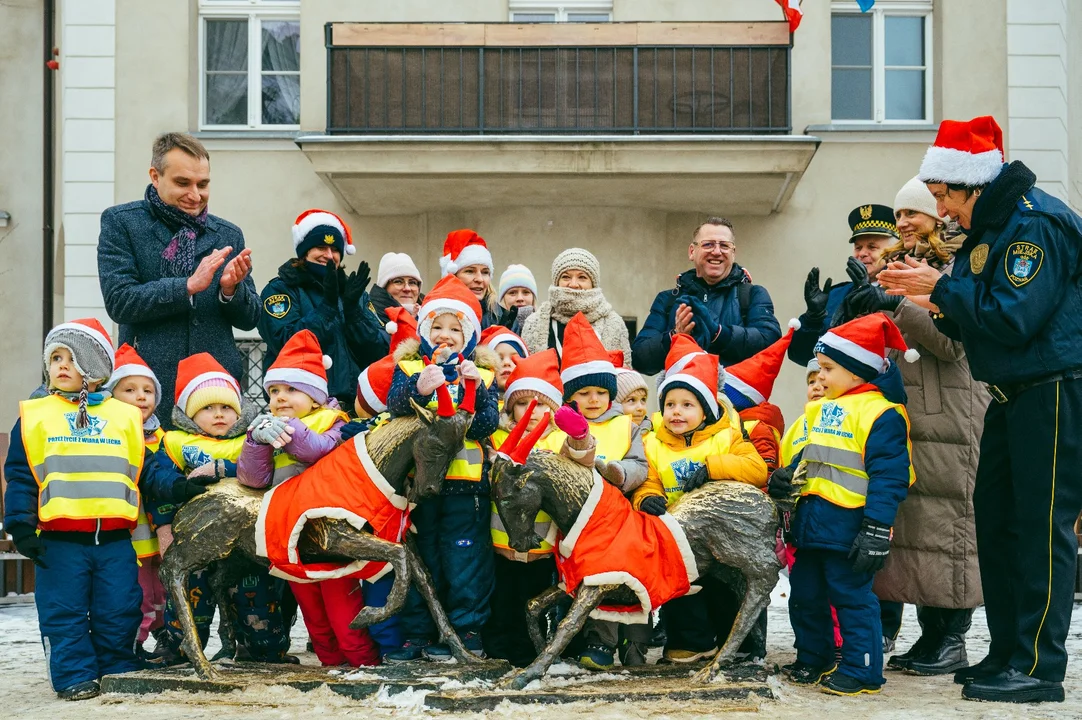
[264,294,291,318]
[969,244,990,274]
[323,234,335,245]
[1004,242,1043,288]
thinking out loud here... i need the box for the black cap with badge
[848,204,900,243]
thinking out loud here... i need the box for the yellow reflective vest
[780,415,809,469]
[643,426,738,506]
[269,406,349,487]
[800,392,915,509]
[20,395,144,532]
[488,428,556,560]
[399,359,495,483]
[132,427,166,558]
[162,429,246,472]
[545,414,633,464]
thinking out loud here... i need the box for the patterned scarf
[50,385,109,430]
[145,183,208,278]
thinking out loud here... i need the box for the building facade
[0,0,1079,428]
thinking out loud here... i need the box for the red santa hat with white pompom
[918,116,1005,187]
[439,229,493,277]
[814,313,919,382]
[292,209,356,258]
[264,329,333,405]
[357,308,419,415]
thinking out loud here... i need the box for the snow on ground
[3,573,1082,719]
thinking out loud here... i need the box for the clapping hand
[219,248,253,297]
[187,247,232,295]
[804,268,833,322]
[342,261,371,311]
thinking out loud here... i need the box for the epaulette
[1017,193,1040,213]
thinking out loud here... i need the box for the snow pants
[483,554,557,666]
[363,574,401,653]
[137,554,166,644]
[291,578,379,666]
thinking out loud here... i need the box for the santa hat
[43,318,115,384]
[357,308,418,415]
[918,116,1005,188]
[658,334,720,425]
[723,320,799,411]
[292,209,355,259]
[481,325,528,359]
[176,352,242,417]
[504,348,564,414]
[264,329,332,405]
[107,343,162,406]
[417,275,483,353]
[383,306,419,350]
[559,312,617,401]
[814,313,919,382]
[440,229,493,277]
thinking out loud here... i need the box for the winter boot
[907,634,968,675]
[618,639,648,666]
[786,660,837,685]
[820,672,881,696]
[383,638,431,663]
[57,680,100,702]
[887,634,938,672]
[954,655,1007,685]
[579,643,616,670]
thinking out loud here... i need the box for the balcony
[298,22,818,216]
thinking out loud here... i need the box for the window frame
[198,0,301,131]
[508,0,613,23]
[829,0,933,125]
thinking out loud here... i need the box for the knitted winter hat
[264,329,332,405]
[481,325,528,359]
[293,209,355,259]
[440,229,493,277]
[918,116,1005,187]
[550,247,601,288]
[615,368,648,405]
[43,318,115,384]
[723,321,799,411]
[357,307,419,415]
[659,334,720,425]
[504,348,564,414]
[176,352,242,417]
[107,343,162,407]
[814,313,919,382]
[894,175,945,221]
[559,312,617,401]
[417,274,483,355]
[498,264,537,301]
[806,357,821,377]
[377,252,422,287]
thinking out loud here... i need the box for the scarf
[50,386,109,430]
[146,183,208,278]
[970,161,1037,234]
[143,414,162,437]
[546,286,613,323]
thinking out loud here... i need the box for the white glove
[417,364,446,395]
[595,459,626,489]
[188,461,221,479]
[251,415,293,448]
[458,360,481,382]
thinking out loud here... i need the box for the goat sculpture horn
[458,377,478,415]
[435,382,455,418]
[509,411,551,465]
[498,399,536,456]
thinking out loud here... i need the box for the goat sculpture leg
[312,521,411,629]
[161,561,219,681]
[403,536,483,664]
[525,585,566,653]
[501,584,617,691]
[208,564,242,661]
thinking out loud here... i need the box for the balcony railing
[326,22,791,135]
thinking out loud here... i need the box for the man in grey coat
[98,132,259,425]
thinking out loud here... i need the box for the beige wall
[0,2,48,428]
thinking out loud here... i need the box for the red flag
[775,0,803,33]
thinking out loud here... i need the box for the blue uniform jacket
[930,162,1082,386]
[789,361,912,552]
[386,362,499,497]
[4,415,184,539]
[787,282,855,367]
[631,265,781,375]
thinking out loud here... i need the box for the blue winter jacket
[930,162,1082,386]
[787,282,856,367]
[632,265,781,375]
[789,361,912,552]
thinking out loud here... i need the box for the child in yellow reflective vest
[631,333,768,665]
[480,325,528,404]
[3,319,203,701]
[106,342,168,661]
[615,368,650,431]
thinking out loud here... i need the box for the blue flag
[857,0,875,10]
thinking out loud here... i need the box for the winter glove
[686,296,724,349]
[682,463,711,493]
[767,466,794,500]
[498,304,520,330]
[803,268,833,323]
[458,360,481,383]
[845,256,870,291]
[849,284,903,317]
[342,262,371,312]
[187,459,234,481]
[9,526,47,569]
[848,518,893,574]
[554,404,590,440]
[417,364,447,396]
[640,496,668,516]
[595,459,626,488]
[322,265,341,306]
[250,414,294,448]
[171,473,221,504]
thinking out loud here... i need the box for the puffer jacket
[873,291,987,609]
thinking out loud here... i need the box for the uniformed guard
[879,115,1082,704]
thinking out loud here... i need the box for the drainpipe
[43,0,56,343]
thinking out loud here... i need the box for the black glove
[640,496,668,516]
[171,474,220,504]
[322,265,341,306]
[803,268,833,322]
[499,304,520,330]
[342,262,371,312]
[853,285,903,316]
[767,466,794,500]
[848,518,892,574]
[682,463,710,493]
[10,526,47,569]
[686,296,723,350]
[845,256,870,291]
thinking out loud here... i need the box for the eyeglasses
[695,241,735,252]
[388,278,421,289]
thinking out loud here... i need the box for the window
[199,0,300,129]
[830,1,931,123]
[509,1,613,23]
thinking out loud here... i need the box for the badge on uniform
[969,244,990,274]
[264,293,291,318]
[1004,241,1043,288]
